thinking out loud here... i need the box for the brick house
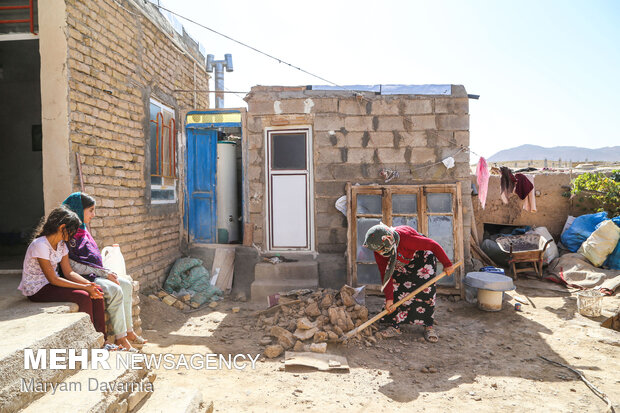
[1,0,209,290]
[243,85,473,299]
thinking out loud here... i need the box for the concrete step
[137,386,209,413]
[22,352,152,413]
[0,275,103,412]
[250,278,319,303]
[254,261,319,282]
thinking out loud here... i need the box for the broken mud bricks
[149,289,191,311]
[259,285,376,357]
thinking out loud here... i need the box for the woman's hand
[85,283,103,299]
[385,299,396,313]
[444,264,457,276]
[107,272,120,285]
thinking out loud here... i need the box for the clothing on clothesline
[514,173,534,200]
[499,167,517,204]
[476,157,490,209]
[522,174,537,212]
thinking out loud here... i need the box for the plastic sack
[603,217,620,269]
[560,212,608,252]
[164,257,222,306]
[577,220,620,267]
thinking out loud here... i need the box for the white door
[266,128,313,250]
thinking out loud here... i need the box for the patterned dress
[381,250,437,327]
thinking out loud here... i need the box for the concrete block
[437,114,469,131]
[376,116,404,131]
[455,131,469,146]
[312,98,338,113]
[344,116,374,131]
[314,114,345,131]
[247,100,274,115]
[369,99,400,115]
[409,148,436,164]
[403,99,433,114]
[435,97,469,114]
[338,99,369,115]
[401,131,427,147]
[347,148,376,163]
[377,148,405,163]
[254,261,319,282]
[318,147,344,164]
[450,85,468,97]
[409,115,436,130]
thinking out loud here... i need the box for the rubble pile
[257,286,379,358]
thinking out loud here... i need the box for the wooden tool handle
[342,261,463,341]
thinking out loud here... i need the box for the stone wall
[245,86,472,288]
[63,0,209,289]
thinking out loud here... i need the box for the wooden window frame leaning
[346,182,464,296]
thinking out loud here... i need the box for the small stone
[340,291,356,307]
[264,344,284,358]
[473,396,482,401]
[305,302,321,317]
[570,388,576,392]
[148,294,159,301]
[428,367,437,373]
[157,290,168,298]
[162,295,176,306]
[447,308,454,313]
[296,317,317,330]
[309,343,327,353]
[294,327,318,341]
[418,337,426,343]
[320,294,333,309]
[293,340,305,351]
[232,307,240,313]
[181,294,191,302]
[208,301,218,308]
[313,331,328,343]
[190,302,200,308]
[421,367,429,373]
[270,326,295,349]
[327,331,339,342]
[259,337,272,346]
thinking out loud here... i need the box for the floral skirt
[381,250,437,327]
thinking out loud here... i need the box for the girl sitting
[19,206,106,335]
[62,192,147,351]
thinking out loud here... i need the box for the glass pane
[427,193,452,213]
[356,218,381,262]
[393,216,418,231]
[357,263,382,285]
[149,103,159,175]
[151,188,175,201]
[162,109,174,177]
[428,215,455,286]
[356,195,381,214]
[393,194,417,214]
[271,133,306,170]
[151,176,162,186]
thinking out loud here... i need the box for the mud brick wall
[245,86,473,288]
[64,0,209,290]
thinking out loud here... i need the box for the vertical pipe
[214,62,224,108]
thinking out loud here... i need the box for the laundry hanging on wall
[476,157,490,209]
[499,166,517,204]
[522,174,537,212]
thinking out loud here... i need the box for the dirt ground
[140,279,620,413]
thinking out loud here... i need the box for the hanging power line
[155,3,484,164]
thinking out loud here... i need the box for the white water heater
[216,141,238,243]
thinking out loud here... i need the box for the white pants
[94,276,134,339]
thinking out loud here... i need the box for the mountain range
[487,144,620,162]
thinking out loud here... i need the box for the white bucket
[477,289,503,312]
[101,244,128,279]
[577,290,603,317]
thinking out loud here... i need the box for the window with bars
[347,183,464,293]
[149,99,177,203]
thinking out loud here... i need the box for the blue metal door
[187,128,217,243]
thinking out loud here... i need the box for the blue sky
[163,0,620,160]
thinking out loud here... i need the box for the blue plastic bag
[560,212,608,252]
[603,217,620,269]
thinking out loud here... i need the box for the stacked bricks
[64,0,209,290]
[103,278,144,339]
[244,86,473,286]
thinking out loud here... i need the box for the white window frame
[149,98,177,204]
[264,126,315,252]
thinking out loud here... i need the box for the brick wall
[64,0,209,290]
[245,86,473,287]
